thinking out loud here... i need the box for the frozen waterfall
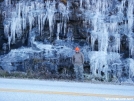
[0,0,134,82]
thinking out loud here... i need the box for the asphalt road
[0,78,134,101]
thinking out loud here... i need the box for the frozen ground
[0,78,134,101]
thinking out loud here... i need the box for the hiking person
[72,47,84,81]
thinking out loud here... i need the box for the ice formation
[0,0,134,81]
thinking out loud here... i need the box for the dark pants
[74,64,84,80]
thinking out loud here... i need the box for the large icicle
[46,1,56,38]
[127,0,134,56]
[89,51,108,80]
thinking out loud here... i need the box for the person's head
[75,47,80,53]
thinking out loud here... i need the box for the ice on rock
[89,51,108,79]
[3,0,57,48]
[89,51,121,80]
[0,47,40,71]
[1,0,134,82]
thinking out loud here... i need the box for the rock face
[0,0,134,82]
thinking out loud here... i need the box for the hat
[75,47,80,52]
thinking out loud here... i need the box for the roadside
[0,69,134,86]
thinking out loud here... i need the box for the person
[72,47,84,81]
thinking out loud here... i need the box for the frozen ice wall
[0,0,134,82]
[3,0,57,49]
[128,59,134,78]
[89,51,121,80]
[2,0,71,49]
[82,0,134,80]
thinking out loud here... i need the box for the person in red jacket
[72,47,84,81]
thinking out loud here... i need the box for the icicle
[22,18,26,31]
[38,13,45,35]
[97,23,108,52]
[38,14,41,35]
[64,22,66,36]
[128,36,134,56]
[80,0,83,8]
[114,34,120,53]
[28,13,34,33]
[89,52,108,80]
[11,18,17,44]
[43,13,47,26]
[127,0,134,34]
[127,0,134,56]
[91,33,97,51]
[46,1,56,38]
[31,1,35,10]
[4,24,10,38]
[5,0,8,6]
[15,17,22,38]
[16,2,21,18]
[40,14,44,35]
[8,35,11,50]
[57,23,60,40]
